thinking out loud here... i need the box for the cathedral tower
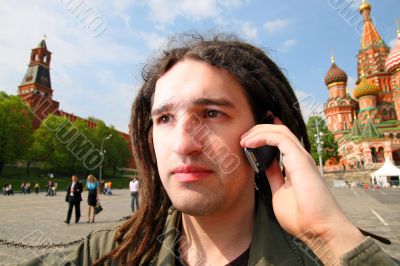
[324,56,355,132]
[18,37,59,128]
[357,0,392,106]
[386,29,400,120]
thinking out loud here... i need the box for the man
[65,175,83,224]
[46,179,53,196]
[23,35,397,265]
[129,176,139,212]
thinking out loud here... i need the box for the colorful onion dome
[385,30,400,73]
[353,75,380,98]
[359,0,371,13]
[324,57,348,86]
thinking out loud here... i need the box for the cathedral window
[377,147,384,163]
[371,147,377,163]
[390,109,396,119]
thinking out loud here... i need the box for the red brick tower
[357,0,392,106]
[18,36,60,129]
[324,56,356,132]
[386,29,400,120]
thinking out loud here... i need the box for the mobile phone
[244,145,279,173]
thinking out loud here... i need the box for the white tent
[370,158,400,187]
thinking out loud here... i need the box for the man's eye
[205,110,222,118]
[158,115,170,124]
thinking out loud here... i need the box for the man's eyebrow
[151,98,235,117]
[151,103,173,117]
[192,98,235,108]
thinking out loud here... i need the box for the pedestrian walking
[86,175,100,223]
[106,181,112,196]
[21,182,26,194]
[26,182,31,194]
[129,177,139,212]
[34,183,39,194]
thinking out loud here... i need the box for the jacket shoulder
[20,224,121,266]
[340,237,399,266]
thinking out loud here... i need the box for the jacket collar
[155,194,302,266]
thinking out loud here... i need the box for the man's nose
[172,114,203,156]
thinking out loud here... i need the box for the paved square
[0,188,399,265]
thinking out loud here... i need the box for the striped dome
[385,31,400,73]
[324,62,348,86]
[353,76,380,99]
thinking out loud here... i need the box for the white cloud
[137,32,168,51]
[241,22,258,40]
[181,0,219,20]
[347,75,357,88]
[146,0,181,25]
[145,0,249,27]
[389,38,398,49]
[218,0,250,8]
[263,18,291,34]
[295,90,325,121]
[279,39,297,52]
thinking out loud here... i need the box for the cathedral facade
[324,1,400,170]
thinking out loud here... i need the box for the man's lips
[171,165,213,182]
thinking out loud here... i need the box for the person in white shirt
[129,177,139,212]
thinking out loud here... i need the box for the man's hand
[240,117,365,263]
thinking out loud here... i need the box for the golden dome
[353,76,380,99]
[359,1,371,13]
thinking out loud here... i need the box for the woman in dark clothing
[86,175,100,223]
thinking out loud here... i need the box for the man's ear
[272,116,284,125]
[260,111,274,124]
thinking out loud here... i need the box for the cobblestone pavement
[0,189,132,265]
[331,187,400,260]
[0,188,399,265]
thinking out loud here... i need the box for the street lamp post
[314,119,324,177]
[99,134,112,182]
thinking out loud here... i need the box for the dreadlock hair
[93,33,311,265]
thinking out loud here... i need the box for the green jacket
[22,196,398,265]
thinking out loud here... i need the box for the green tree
[0,92,33,176]
[31,114,131,178]
[31,115,77,174]
[307,115,340,165]
[92,121,131,178]
[105,128,131,178]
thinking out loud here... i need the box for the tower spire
[359,0,383,50]
[19,37,53,97]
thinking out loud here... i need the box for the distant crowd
[2,176,115,196]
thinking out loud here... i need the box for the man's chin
[172,197,220,216]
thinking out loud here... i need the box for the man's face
[152,59,255,216]
[72,176,77,182]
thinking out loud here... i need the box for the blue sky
[0,0,399,132]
